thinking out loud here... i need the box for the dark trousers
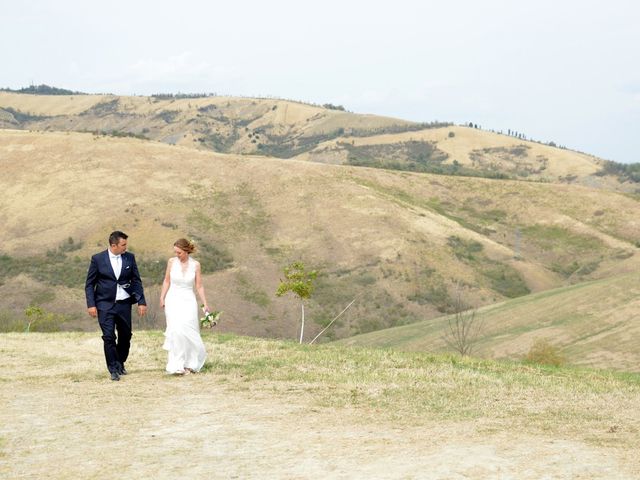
[97,302,132,373]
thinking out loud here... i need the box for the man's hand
[137,304,148,317]
[87,307,97,318]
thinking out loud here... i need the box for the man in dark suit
[85,231,147,381]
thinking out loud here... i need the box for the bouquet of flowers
[200,305,222,328]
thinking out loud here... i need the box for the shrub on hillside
[82,99,120,116]
[323,103,346,111]
[483,262,530,298]
[596,159,640,183]
[2,107,49,123]
[525,338,565,367]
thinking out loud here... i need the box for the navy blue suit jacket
[85,250,146,311]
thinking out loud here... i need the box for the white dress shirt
[109,252,131,301]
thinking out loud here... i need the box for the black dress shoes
[118,364,128,375]
[110,371,120,381]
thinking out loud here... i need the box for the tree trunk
[299,303,305,344]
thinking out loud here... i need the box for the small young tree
[442,285,483,356]
[276,261,317,343]
[24,306,64,332]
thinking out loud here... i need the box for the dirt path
[0,335,638,479]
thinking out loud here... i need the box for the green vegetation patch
[187,237,234,274]
[81,98,120,116]
[469,145,548,178]
[0,306,73,333]
[597,160,640,183]
[522,224,605,278]
[343,140,451,173]
[0,238,86,288]
[187,182,271,241]
[197,128,239,152]
[447,236,530,298]
[311,271,418,338]
[349,178,506,236]
[347,121,452,137]
[257,129,346,158]
[0,237,194,290]
[93,129,149,140]
[254,124,453,159]
[346,147,511,178]
[407,267,453,313]
[155,110,181,123]
[522,225,603,252]
[482,262,531,298]
[237,272,271,307]
[1,107,50,123]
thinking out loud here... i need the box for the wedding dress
[162,257,207,373]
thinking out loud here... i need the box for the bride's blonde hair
[174,238,196,254]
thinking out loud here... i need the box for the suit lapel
[120,253,128,278]
[103,250,117,279]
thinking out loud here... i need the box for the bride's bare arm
[194,261,208,311]
[159,258,173,308]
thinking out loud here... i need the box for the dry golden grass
[337,125,601,178]
[1,91,619,191]
[1,128,640,345]
[1,332,639,479]
[0,92,111,115]
[341,271,640,372]
[0,91,409,154]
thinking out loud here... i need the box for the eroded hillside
[1,129,639,341]
[1,92,633,191]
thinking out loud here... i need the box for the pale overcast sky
[3,0,639,163]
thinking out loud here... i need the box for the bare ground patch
[1,333,639,479]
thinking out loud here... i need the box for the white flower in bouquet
[200,304,221,328]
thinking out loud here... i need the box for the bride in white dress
[159,238,208,374]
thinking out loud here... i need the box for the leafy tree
[24,306,64,332]
[1,84,84,95]
[276,262,318,343]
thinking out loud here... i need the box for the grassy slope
[338,270,640,372]
[1,93,640,369]
[1,129,640,343]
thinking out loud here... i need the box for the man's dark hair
[109,231,128,246]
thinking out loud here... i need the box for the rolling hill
[1,92,639,366]
[339,271,640,372]
[1,90,635,190]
